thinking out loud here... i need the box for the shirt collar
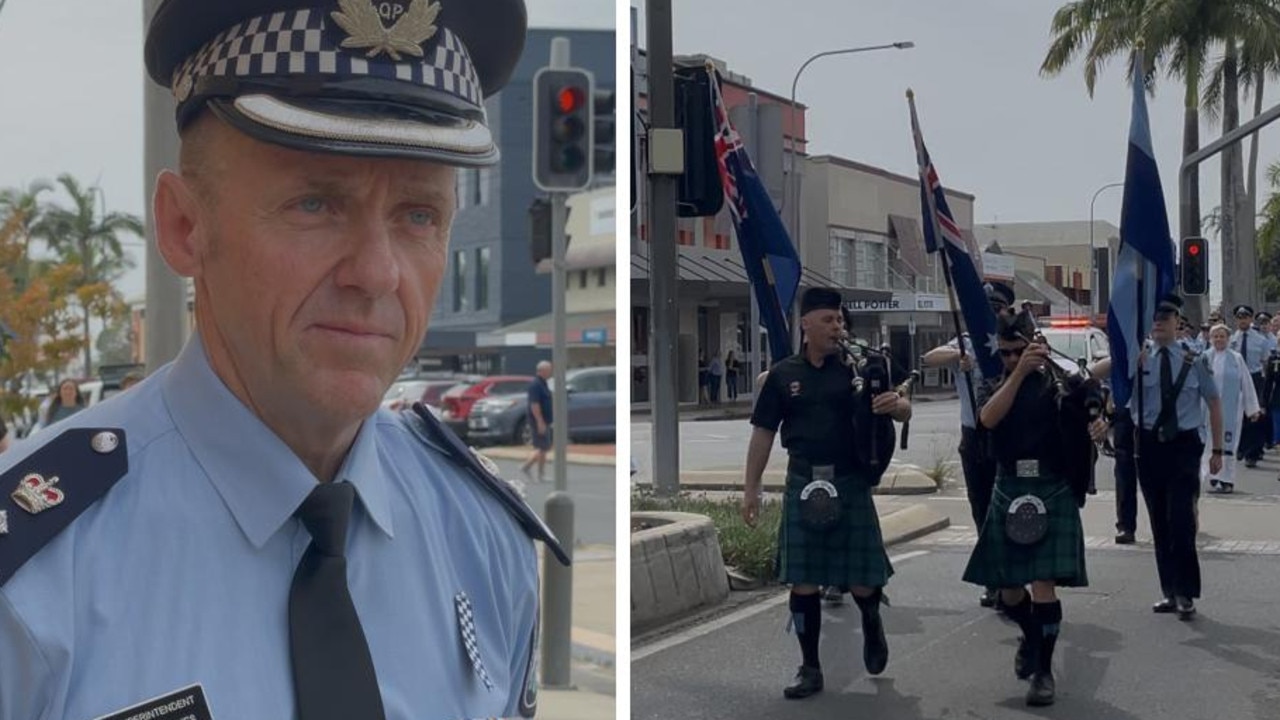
[161,334,394,548]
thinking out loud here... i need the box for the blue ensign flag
[908,94,1002,379]
[709,70,801,366]
[1107,55,1177,409]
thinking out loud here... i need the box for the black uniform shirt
[990,370,1061,470]
[751,353,858,466]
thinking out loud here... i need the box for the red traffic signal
[1180,236,1208,295]
[533,67,594,192]
[556,86,585,114]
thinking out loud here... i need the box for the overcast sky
[635,0,1279,298]
[0,0,615,302]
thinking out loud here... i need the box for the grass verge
[632,488,782,582]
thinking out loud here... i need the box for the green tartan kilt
[776,469,894,588]
[962,473,1088,589]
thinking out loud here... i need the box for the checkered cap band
[171,9,484,108]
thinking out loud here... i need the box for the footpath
[537,544,617,719]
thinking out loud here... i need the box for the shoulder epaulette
[0,428,128,587]
[404,404,570,567]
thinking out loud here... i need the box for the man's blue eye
[299,197,325,213]
[408,209,434,226]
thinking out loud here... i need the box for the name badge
[94,684,213,720]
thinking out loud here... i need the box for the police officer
[920,280,1014,608]
[1136,295,1224,621]
[1231,304,1269,466]
[0,2,565,718]
[742,287,912,700]
[1256,311,1277,450]
[962,309,1107,707]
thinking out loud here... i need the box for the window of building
[596,268,607,287]
[579,270,588,289]
[455,170,470,210]
[853,236,888,290]
[453,250,468,312]
[475,247,490,310]
[829,233,852,286]
[471,167,487,207]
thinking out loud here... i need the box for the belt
[995,458,1048,478]
[1137,428,1201,445]
[787,456,857,478]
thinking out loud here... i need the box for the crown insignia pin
[12,473,64,514]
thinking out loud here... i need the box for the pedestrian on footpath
[0,1,566,716]
[741,287,913,700]
[920,280,1015,609]
[725,350,740,402]
[521,360,554,482]
[1135,295,1224,621]
[1202,324,1259,494]
[962,308,1107,707]
[708,351,724,404]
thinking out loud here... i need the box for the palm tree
[1042,0,1280,312]
[35,174,142,377]
[0,179,53,291]
[1203,21,1280,309]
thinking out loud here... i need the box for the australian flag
[1107,53,1177,409]
[908,94,1002,379]
[709,70,801,366]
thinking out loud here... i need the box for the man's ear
[153,170,204,278]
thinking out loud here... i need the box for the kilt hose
[777,463,894,589]
[963,473,1088,589]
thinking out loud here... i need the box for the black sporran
[1005,494,1049,545]
[798,479,844,532]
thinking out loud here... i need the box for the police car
[1036,318,1110,375]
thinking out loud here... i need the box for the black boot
[853,588,889,675]
[783,665,824,700]
[1026,601,1062,707]
[1002,591,1037,680]
[785,592,824,699]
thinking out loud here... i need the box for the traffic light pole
[143,0,189,371]
[1179,98,1280,316]
[540,36,575,692]
[647,0,681,498]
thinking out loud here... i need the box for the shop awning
[476,311,616,348]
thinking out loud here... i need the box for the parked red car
[441,375,534,437]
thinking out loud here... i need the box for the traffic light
[673,65,724,217]
[593,89,615,175]
[532,67,594,192]
[529,198,551,264]
[1181,236,1209,295]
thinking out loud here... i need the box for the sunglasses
[998,347,1026,358]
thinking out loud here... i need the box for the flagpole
[1135,269,1144,461]
[908,89,981,423]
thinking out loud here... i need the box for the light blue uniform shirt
[1131,340,1219,432]
[945,336,983,429]
[0,335,538,720]
[1230,327,1269,374]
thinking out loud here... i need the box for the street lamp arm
[782,41,914,215]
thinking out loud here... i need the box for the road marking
[633,550,929,662]
[914,528,1280,555]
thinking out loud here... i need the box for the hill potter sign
[844,293,950,313]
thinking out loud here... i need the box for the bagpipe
[835,307,920,482]
[1006,308,1107,507]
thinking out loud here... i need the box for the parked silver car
[466,366,616,446]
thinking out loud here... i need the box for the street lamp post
[1090,181,1124,316]
[784,41,914,346]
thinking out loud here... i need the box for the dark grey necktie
[289,482,386,720]
[1242,332,1250,368]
